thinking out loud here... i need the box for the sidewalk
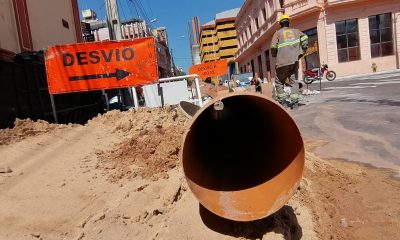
[335,69,400,81]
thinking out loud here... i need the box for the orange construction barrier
[189,59,227,79]
[45,37,158,94]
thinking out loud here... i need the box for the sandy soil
[0,107,399,240]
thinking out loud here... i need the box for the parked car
[233,72,253,87]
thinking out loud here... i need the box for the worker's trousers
[274,61,300,102]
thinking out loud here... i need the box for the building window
[62,19,69,29]
[268,0,274,12]
[279,0,284,8]
[265,50,271,72]
[336,19,360,62]
[255,17,259,30]
[248,25,252,36]
[257,55,263,78]
[369,13,393,58]
[304,28,320,69]
[262,8,267,22]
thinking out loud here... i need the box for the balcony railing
[216,23,235,31]
[324,0,358,4]
[283,0,323,16]
[217,30,237,40]
[220,48,238,57]
[200,37,218,46]
[219,39,238,48]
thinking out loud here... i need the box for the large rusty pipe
[181,92,305,221]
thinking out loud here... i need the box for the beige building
[0,0,82,61]
[200,8,240,63]
[235,0,400,79]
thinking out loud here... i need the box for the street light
[146,19,157,37]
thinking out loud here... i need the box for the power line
[117,0,128,21]
[127,0,141,19]
[125,0,136,20]
[127,0,145,36]
[99,2,106,12]
[136,0,150,23]
[146,0,154,19]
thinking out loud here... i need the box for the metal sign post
[102,90,110,111]
[194,76,203,107]
[319,77,322,91]
[131,87,139,109]
[49,94,58,123]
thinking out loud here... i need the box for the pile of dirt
[0,118,70,145]
[94,106,189,182]
[88,107,400,239]
[0,107,399,239]
[298,140,400,239]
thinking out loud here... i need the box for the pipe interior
[182,95,304,191]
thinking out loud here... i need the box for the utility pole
[105,0,122,40]
[105,0,139,109]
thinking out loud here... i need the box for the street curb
[335,69,400,81]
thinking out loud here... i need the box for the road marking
[349,81,400,86]
[378,78,400,82]
[341,74,400,81]
[324,86,377,90]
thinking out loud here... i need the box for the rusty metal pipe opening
[181,93,305,222]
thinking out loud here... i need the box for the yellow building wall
[200,19,238,63]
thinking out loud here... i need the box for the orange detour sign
[45,37,158,94]
[189,59,227,79]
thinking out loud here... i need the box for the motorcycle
[303,64,336,84]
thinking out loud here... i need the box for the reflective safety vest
[270,27,308,68]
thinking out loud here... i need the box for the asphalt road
[291,70,400,176]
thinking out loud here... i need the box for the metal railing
[159,74,203,107]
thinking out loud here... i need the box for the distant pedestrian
[271,14,308,106]
[251,73,262,93]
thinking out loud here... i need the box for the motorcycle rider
[271,14,308,106]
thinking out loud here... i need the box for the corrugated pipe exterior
[181,92,305,221]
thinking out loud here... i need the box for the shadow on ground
[328,97,400,107]
[199,204,302,239]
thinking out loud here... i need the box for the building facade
[153,27,173,77]
[0,0,82,61]
[83,13,173,78]
[200,8,240,64]
[87,18,151,42]
[235,0,400,80]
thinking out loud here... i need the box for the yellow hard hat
[279,14,290,23]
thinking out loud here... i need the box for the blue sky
[78,0,244,73]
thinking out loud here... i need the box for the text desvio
[63,48,135,66]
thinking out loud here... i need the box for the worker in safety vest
[271,14,308,106]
